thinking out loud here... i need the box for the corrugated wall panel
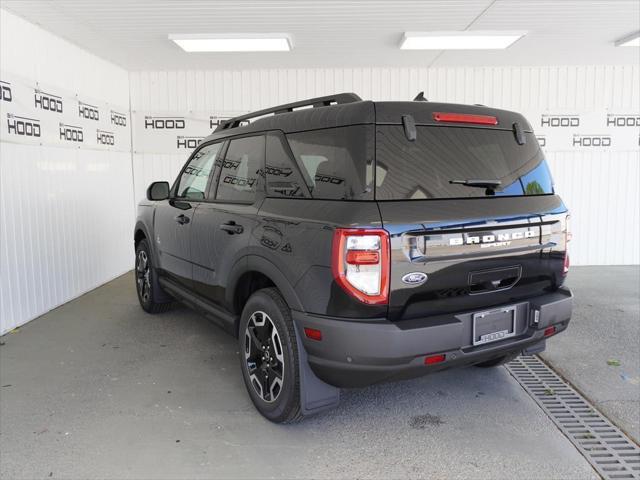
[0,10,133,334]
[130,65,639,266]
[130,65,640,109]
[547,151,639,266]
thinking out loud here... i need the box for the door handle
[220,221,244,234]
[174,214,190,225]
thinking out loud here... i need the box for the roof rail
[214,92,362,131]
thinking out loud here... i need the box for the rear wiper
[449,179,502,189]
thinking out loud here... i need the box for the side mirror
[146,181,170,201]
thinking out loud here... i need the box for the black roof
[202,92,533,144]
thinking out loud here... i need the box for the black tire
[474,352,520,368]
[135,238,172,314]
[238,288,302,423]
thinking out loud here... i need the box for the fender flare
[134,221,150,244]
[226,254,305,313]
[133,221,159,265]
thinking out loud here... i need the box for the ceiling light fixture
[400,31,526,50]
[615,31,640,47]
[169,33,292,52]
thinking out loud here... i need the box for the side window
[285,125,374,200]
[215,135,264,203]
[265,134,308,198]
[176,143,222,200]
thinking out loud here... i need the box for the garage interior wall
[129,66,640,267]
[0,10,134,334]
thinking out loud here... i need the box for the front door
[153,142,223,287]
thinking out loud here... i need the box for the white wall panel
[547,151,639,266]
[130,65,639,266]
[0,9,133,334]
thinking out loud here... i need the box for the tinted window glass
[286,125,373,200]
[215,135,264,203]
[265,134,308,198]
[375,126,554,200]
[176,143,222,200]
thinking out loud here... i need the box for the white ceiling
[2,0,639,70]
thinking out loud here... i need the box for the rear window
[286,125,374,200]
[375,126,553,200]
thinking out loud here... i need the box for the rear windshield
[375,126,554,200]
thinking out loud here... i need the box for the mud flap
[522,339,546,355]
[293,324,340,416]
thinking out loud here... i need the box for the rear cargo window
[286,125,374,200]
[375,126,553,200]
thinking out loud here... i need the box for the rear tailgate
[373,105,570,322]
[380,196,568,321]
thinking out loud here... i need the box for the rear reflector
[544,326,556,337]
[433,112,498,125]
[425,354,446,365]
[304,328,322,341]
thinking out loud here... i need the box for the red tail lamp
[544,326,556,337]
[346,250,380,265]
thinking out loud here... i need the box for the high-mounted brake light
[433,112,498,125]
[332,229,390,305]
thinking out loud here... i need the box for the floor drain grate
[507,355,640,480]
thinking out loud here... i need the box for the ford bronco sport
[134,93,572,423]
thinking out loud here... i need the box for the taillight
[563,215,571,275]
[332,228,390,305]
[433,112,498,125]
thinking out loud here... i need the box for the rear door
[153,142,222,287]
[190,134,265,308]
[375,123,569,322]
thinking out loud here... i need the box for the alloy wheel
[244,311,285,403]
[136,250,151,302]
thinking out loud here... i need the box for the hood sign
[449,230,536,249]
[402,272,428,286]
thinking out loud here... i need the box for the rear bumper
[292,288,572,388]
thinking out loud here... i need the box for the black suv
[134,93,572,423]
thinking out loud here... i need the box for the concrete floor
[542,266,640,443]
[1,266,637,479]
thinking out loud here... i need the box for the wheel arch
[228,255,304,335]
[134,226,147,248]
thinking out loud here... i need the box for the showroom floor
[0,267,637,479]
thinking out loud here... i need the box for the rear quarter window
[375,125,554,200]
[286,125,374,200]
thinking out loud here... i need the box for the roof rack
[214,92,362,131]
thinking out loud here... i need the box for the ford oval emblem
[402,272,428,286]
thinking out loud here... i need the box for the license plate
[472,305,517,346]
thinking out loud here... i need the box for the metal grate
[507,355,640,480]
